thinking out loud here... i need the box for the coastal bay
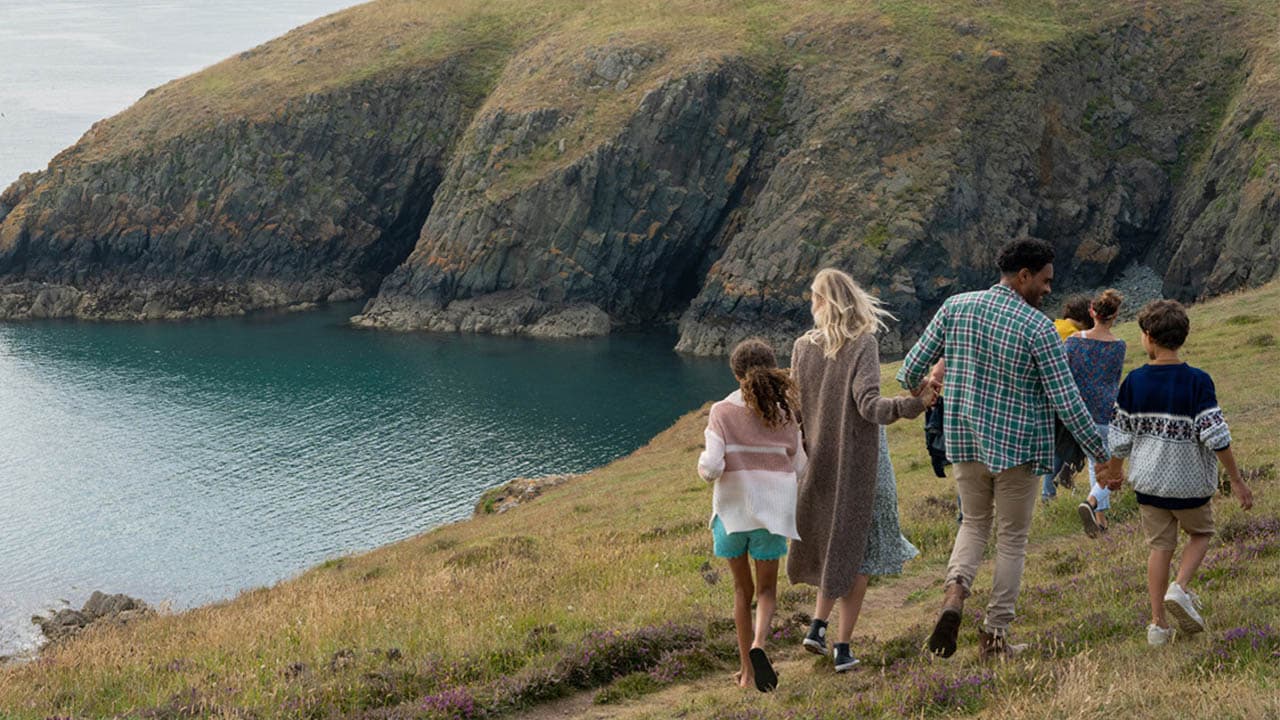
[0,305,730,655]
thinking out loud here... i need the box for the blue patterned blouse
[1063,335,1127,423]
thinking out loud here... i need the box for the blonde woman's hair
[803,268,894,358]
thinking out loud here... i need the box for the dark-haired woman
[1055,294,1095,341]
[1065,289,1127,537]
[1044,294,1100,500]
[788,268,933,672]
[697,338,805,692]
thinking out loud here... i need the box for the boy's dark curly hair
[730,338,798,429]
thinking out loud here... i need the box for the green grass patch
[1248,118,1280,179]
[862,222,890,250]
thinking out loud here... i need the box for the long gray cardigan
[786,332,925,599]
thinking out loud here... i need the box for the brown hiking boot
[977,627,1028,661]
[927,582,968,658]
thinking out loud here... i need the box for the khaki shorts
[1139,501,1215,551]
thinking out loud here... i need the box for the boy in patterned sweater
[1102,300,1254,646]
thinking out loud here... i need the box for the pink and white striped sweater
[697,390,806,540]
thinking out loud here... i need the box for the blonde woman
[787,268,935,671]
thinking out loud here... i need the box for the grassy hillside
[2,283,1277,718]
[61,0,1278,172]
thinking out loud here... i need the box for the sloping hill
[2,281,1277,718]
[0,1,1278,355]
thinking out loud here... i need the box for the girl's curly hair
[730,338,798,428]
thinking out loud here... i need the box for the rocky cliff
[1159,63,1280,300]
[1,1,1277,352]
[0,55,479,319]
[680,12,1263,355]
[354,58,769,338]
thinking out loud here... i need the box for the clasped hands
[1095,458,1125,490]
[910,377,943,408]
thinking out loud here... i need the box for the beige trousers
[946,461,1038,632]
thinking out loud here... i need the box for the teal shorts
[712,515,788,561]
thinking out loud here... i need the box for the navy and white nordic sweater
[1108,363,1231,509]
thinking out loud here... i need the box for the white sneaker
[1147,624,1175,646]
[1164,582,1206,634]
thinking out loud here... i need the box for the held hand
[914,380,939,408]
[1232,480,1254,511]
[1096,462,1123,491]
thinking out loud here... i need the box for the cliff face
[0,59,478,320]
[354,61,769,337]
[1158,65,1280,301]
[677,18,1252,355]
[1,1,1277,352]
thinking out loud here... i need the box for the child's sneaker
[1077,502,1100,538]
[802,618,828,655]
[1164,582,1206,634]
[832,643,859,672]
[1147,624,1175,646]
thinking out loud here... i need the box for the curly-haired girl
[698,338,806,692]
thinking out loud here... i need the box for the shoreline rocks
[0,280,366,322]
[32,591,151,645]
[474,474,579,516]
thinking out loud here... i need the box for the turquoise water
[0,307,733,654]
[0,0,737,656]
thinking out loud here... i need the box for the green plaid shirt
[897,284,1108,475]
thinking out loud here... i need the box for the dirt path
[516,565,947,720]
[515,530,1094,720]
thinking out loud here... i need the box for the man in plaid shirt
[897,238,1112,660]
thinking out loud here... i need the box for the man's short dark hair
[1137,299,1189,350]
[997,238,1055,275]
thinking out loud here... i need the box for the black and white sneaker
[832,643,859,672]
[1077,502,1101,538]
[802,618,828,655]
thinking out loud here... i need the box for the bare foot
[733,670,753,689]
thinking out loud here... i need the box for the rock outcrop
[1158,64,1280,301]
[474,474,578,515]
[2,2,1277,353]
[353,61,768,336]
[677,15,1256,355]
[33,591,151,644]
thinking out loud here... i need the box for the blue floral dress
[858,427,919,575]
[1064,335,1127,510]
[1063,336,1127,424]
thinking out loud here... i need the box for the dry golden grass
[3,281,1279,718]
